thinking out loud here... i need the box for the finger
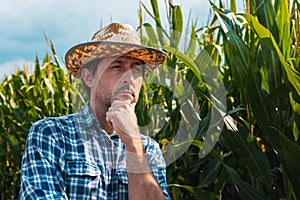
[107,108,136,132]
[110,104,134,116]
[112,93,133,104]
[106,110,115,128]
[112,115,140,138]
[111,100,133,108]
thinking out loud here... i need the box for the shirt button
[107,163,113,169]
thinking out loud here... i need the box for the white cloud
[0,0,211,78]
[0,59,35,80]
[0,0,141,64]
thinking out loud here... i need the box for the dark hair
[79,58,102,99]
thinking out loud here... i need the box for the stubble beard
[92,83,113,124]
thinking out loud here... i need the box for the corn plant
[0,40,85,199]
[138,0,300,199]
[211,0,300,199]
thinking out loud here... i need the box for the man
[19,22,170,199]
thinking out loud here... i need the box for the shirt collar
[75,102,103,131]
[75,102,120,141]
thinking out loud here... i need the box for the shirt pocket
[65,161,102,196]
[65,161,101,176]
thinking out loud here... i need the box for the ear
[81,68,94,88]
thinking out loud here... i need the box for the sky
[0,0,232,79]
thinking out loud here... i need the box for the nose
[122,69,135,83]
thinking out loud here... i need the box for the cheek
[136,77,143,89]
[134,78,143,96]
[97,74,117,92]
[94,81,111,100]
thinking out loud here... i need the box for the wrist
[125,138,144,153]
[126,151,151,173]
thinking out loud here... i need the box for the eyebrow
[112,59,143,66]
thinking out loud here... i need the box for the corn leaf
[223,164,268,200]
[223,125,272,191]
[242,13,300,96]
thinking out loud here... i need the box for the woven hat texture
[65,22,166,77]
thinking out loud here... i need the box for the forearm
[126,151,165,200]
[127,172,165,200]
[106,102,167,199]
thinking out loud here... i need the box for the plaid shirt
[20,103,170,199]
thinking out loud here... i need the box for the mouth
[119,90,135,97]
[112,86,136,102]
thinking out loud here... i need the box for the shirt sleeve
[145,138,171,200]
[19,118,67,200]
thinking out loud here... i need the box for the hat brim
[65,41,167,77]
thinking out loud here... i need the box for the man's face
[91,56,144,109]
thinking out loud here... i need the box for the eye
[111,65,122,69]
[132,66,143,74]
[132,62,144,72]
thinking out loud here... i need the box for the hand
[106,100,143,153]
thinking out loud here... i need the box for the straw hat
[65,22,166,77]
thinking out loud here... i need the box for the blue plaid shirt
[20,103,170,199]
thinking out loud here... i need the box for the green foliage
[0,43,85,199]
[1,0,300,199]
[137,0,300,199]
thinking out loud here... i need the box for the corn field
[1,0,300,199]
